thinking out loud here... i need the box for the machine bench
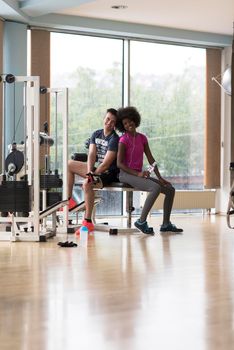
[72,180,139,233]
[93,182,139,233]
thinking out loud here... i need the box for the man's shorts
[90,170,119,188]
[99,171,119,187]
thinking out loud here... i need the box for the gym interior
[0,1,233,349]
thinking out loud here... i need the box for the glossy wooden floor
[0,214,234,350]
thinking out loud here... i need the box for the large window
[130,41,206,190]
[51,33,123,155]
[51,33,123,214]
[51,33,206,215]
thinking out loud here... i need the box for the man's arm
[94,150,117,174]
[87,144,97,173]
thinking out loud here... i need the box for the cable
[11,107,24,145]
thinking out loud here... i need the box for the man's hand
[85,172,103,188]
[86,172,94,183]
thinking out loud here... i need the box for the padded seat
[103,182,133,189]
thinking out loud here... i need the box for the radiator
[140,190,216,210]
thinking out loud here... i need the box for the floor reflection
[0,216,234,349]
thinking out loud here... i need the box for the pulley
[40,86,47,94]
[39,132,54,146]
[0,74,15,84]
[5,74,15,84]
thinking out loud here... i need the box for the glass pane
[50,33,123,215]
[130,41,205,190]
[73,188,122,217]
[51,33,123,154]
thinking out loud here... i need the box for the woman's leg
[160,184,175,225]
[149,177,175,225]
[148,178,182,232]
[119,170,161,222]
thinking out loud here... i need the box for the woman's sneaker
[134,219,155,235]
[160,222,183,233]
[75,219,94,235]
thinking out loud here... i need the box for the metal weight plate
[5,150,24,175]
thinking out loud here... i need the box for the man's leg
[68,160,87,198]
[77,180,95,232]
[80,172,116,231]
[82,180,95,220]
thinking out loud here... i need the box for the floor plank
[0,214,234,350]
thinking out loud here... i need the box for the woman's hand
[158,177,172,186]
[138,171,150,178]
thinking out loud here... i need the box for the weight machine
[227,162,234,229]
[0,75,69,241]
[39,86,69,233]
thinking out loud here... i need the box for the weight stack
[0,181,31,212]
[40,174,63,189]
[40,191,62,210]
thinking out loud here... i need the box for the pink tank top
[119,132,147,171]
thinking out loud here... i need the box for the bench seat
[73,179,139,233]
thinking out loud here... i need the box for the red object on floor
[75,219,94,235]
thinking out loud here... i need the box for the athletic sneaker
[68,197,78,210]
[134,219,155,235]
[58,197,77,211]
[160,222,183,233]
[75,219,94,235]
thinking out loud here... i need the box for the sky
[50,32,206,80]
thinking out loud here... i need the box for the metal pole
[2,81,6,174]
[54,91,58,171]
[23,81,27,177]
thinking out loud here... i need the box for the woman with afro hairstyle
[116,106,183,234]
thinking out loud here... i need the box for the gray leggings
[119,169,175,224]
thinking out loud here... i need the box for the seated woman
[116,106,183,235]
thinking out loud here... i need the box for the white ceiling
[58,0,234,36]
[1,0,233,36]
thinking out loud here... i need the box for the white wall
[217,46,232,214]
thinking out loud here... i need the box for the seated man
[68,108,119,232]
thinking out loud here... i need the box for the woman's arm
[117,142,146,177]
[144,142,155,165]
[144,142,171,185]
